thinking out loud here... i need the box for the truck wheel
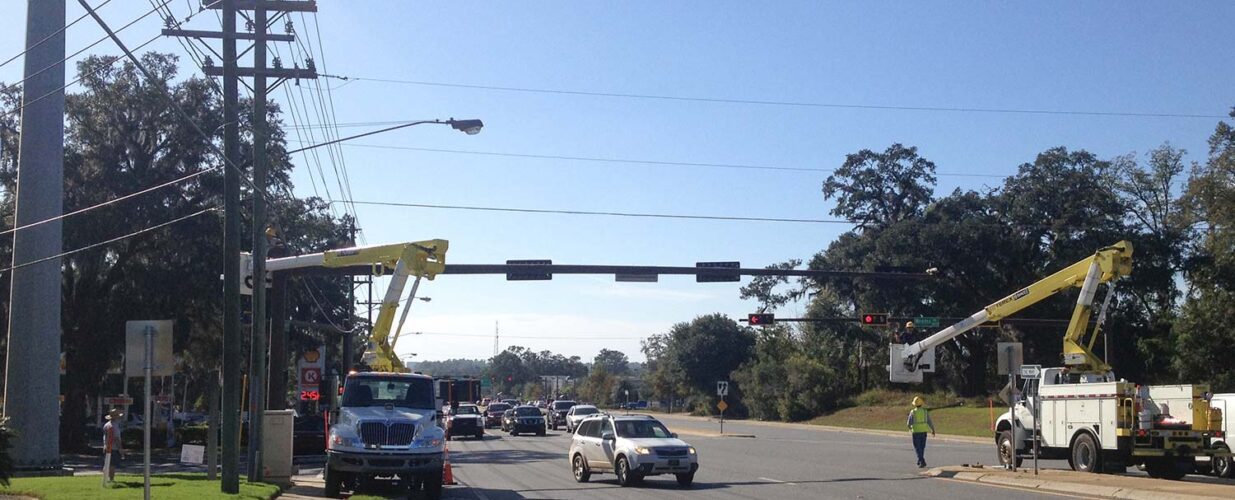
[572,454,591,482]
[323,464,342,498]
[1144,458,1188,480]
[615,456,634,487]
[537,428,546,437]
[997,430,1023,468]
[476,431,484,440]
[423,470,444,500]
[676,472,695,487]
[1213,444,1233,478]
[1069,433,1101,473]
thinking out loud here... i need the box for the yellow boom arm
[266,239,449,372]
[900,240,1132,374]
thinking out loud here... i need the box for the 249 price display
[300,390,320,401]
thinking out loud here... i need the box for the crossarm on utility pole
[899,241,1132,374]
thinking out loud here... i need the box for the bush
[0,418,14,487]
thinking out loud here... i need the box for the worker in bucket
[907,396,936,468]
[102,408,125,482]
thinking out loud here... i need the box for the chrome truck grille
[359,421,416,446]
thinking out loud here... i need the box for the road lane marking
[757,476,798,486]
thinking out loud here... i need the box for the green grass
[0,473,279,500]
[803,389,1001,438]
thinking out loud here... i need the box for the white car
[564,405,601,433]
[568,414,698,487]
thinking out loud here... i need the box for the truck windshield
[516,407,541,417]
[342,377,435,409]
[553,401,576,410]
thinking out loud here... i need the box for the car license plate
[668,459,680,466]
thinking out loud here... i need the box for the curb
[924,467,1232,500]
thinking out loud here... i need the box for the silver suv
[567,414,698,487]
[564,404,601,433]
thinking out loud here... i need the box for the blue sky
[3,1,1232,362]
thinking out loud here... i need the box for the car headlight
[634,447,652,455]
[688,447,697,455]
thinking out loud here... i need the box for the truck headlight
[635,447,652,455]
[330,433,362,449]
[411,436,443,449]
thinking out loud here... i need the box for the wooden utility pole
[163,0,317,489]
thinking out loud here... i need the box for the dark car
[549,400,577,430]
[446,404,484,440]
[502,405,546,436]
[293,414,326,456]
[484,402,511,428]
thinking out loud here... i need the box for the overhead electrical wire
[0,0,115,71]
[3,33,163,117]
[297,141,1011,179]
[335,200,854,225]
[345,76,1227,120]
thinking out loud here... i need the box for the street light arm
[286,118,482,155]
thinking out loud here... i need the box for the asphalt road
[293,413,1073,499]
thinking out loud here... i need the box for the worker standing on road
[907,396,936,468]
[102,408,125,482]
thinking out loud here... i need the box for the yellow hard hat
[906,321,915,328]
[912,396,925,407]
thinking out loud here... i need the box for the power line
[0,0,115,71]
[0,0,170,95]
[0,166,218,238]
[409,331,650,341]
[346,76,1227,120]
[336,200,854,225]
[301,141,1011,179]
[4,34,163,117]
[0,207,217,274]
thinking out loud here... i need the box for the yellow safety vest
[911,408,931,433]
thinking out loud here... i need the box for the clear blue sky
[3,1,1232,362]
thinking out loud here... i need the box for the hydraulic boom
[893,241,1133,381]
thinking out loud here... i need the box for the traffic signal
[860,313,889,326]
[748,313,775,326]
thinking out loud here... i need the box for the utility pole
[493,321,499,357]
[341,222,356,374]
[3,0,65,470]
[164,0,317,490]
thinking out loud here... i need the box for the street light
[286,117,484,155]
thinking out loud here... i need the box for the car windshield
[487,403,510,412]
[516,407,541,416]
[615,419,674,439]
[553,401,576,410]
[341,377,435,409]
[574,406,599,415]
[454,405,480,415]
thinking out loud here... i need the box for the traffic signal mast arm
[265,239,449,372]
[900,241,1133,374]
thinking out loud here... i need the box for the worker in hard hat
[907,396,936,468]
[900,321,919,344]
[103,408,125,482]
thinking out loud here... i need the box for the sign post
[125,320,171,500]
[716,381,730,434]
[1020,364,1043,475]
[143,323,153,500]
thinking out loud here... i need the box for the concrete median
[924,465,1235,499]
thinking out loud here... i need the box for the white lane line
[757,476,799,486]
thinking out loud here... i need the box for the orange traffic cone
[442,445,457,485]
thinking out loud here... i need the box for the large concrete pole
[2,0,66,469]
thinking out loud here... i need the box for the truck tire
[1144,458,1188,480]
[997,430,1023,468]
[1213,444,1233,478]
[423,469,444,500]
[676,472,695,487]
[1069,432,1101,473]
[323,464,342,498]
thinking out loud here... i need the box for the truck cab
[325,372,446,499]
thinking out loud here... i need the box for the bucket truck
[888,241,1228,478]
[256,240,450,498]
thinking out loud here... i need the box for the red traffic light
[748,313,775,326]
[860,313,889,326]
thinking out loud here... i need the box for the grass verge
[0,472,279,500]
[807,388,999,438]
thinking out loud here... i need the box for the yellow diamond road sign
[717,400,729,412]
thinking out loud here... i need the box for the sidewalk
[925,465,1235,499]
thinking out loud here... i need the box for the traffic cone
[442,445,457,485]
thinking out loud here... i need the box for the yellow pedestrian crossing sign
[717,400,729,412]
